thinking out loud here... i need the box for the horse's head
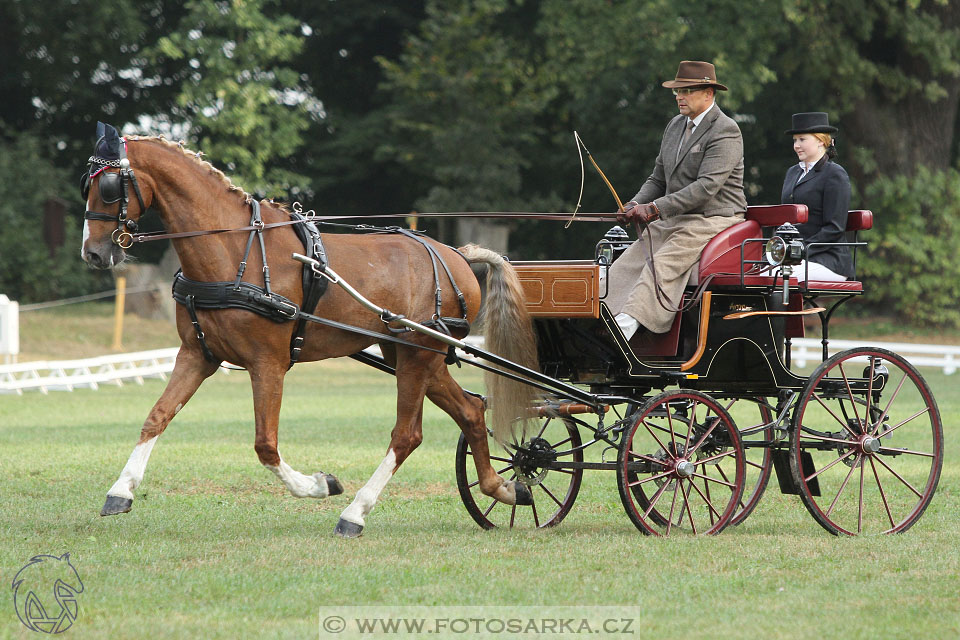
[80,122,152,269]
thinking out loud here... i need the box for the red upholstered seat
[692,205,869,293]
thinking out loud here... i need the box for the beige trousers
[604,214,743,333]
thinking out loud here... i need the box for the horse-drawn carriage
[81,123,942,538]
[455,204,942,536]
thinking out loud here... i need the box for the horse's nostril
[85,250,107,269]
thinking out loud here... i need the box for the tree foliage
[1,0,959,325]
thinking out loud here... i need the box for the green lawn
[2,357,958,639]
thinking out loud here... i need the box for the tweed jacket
[632,104,747,218]
[781,155,853,278]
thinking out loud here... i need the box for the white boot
[615,313,640,340]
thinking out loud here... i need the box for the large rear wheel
[790,347,943,535]
[722,397,775,526]
[617,390,745,536]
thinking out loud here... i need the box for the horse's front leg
[249,362,344,500]
[101,348,219,516]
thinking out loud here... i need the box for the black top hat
[785,112,838,135]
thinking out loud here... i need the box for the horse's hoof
[334,518,363,538]
[100,495,133,516]
[513,482,533,506]
[325,474,344,496]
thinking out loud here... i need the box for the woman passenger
[781,112,853,281]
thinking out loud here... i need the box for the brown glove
[617,202,660,225]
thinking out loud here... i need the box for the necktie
[677,120,695,160]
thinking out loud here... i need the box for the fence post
[0,294,19,364]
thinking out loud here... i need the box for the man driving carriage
[607,60,747,342]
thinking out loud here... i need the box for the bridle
[81,136,147,249]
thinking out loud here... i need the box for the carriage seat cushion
[688,206,870,292]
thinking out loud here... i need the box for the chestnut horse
[80,122,537,537]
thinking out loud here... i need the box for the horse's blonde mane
[126,135,288,212]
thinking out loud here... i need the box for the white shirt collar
[688,102,715,129]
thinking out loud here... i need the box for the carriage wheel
[455,415,583,529]
[617,390,745,536]
[790,347,943,535]
[723,397,775,526]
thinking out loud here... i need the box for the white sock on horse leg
[106,435,159,499]
[615,313,640,340]
[339,449,397,527]
[266,458,330,498]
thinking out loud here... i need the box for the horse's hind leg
[425,367,532,506]
[334,348,434,538]
[101,348,219,516]
[249,361,344,500]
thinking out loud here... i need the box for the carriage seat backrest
[694,205,809,281]
[846,210,872,231]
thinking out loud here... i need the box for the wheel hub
[860,435,880,454]
[675,459,695,478]
[512,437,557,486]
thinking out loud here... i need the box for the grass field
[2,350,958,639]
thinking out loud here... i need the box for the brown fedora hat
[662,60,728,91]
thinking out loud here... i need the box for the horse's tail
[458,244,539,444]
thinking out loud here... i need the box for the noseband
[82,137,147,249]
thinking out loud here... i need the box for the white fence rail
[1,338,956,396]
[789,338,958,374]
[0,348,182,395]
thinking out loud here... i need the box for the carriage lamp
[595,226,631,266]
[764,224,804,267]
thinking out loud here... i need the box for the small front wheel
[617,390,745,536]
[456,415,583,529]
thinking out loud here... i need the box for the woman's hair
[813,132,838,159]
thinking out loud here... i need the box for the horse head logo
[12,553,84,634]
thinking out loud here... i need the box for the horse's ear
[95,121,121,160]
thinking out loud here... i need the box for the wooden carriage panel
[512,260,600,318]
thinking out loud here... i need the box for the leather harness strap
[171,209,469,367]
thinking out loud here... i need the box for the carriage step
[771,450,821,496]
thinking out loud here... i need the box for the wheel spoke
[868,457,896,529]
[716,465,744,511]
[878,446,935,458]
[666,481,680,535]
[858,454,866,534]
[640,419,671,457]
[539,481,564,508]
[696,449,736,465]
[873,372,908,430]
[685,399,700,451]
[688,414,722,455]
[876,408,930,439]
[873,455,923,498]
[642,478,673,520]
[680,481,698,534]
[688,477,724,521]
[483,499,497,517]
[745,458,765,470]
[666,405,679,454]
[490,455,513,464]
[628,469,674,487]
[509,503,517,528]
[825,455,860,517]
[838,361,863,426]
[530,495,540,528]
[805,449,857,482]
[627,451,672,467]
[812,393,860,438]
[690,471,737,489]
